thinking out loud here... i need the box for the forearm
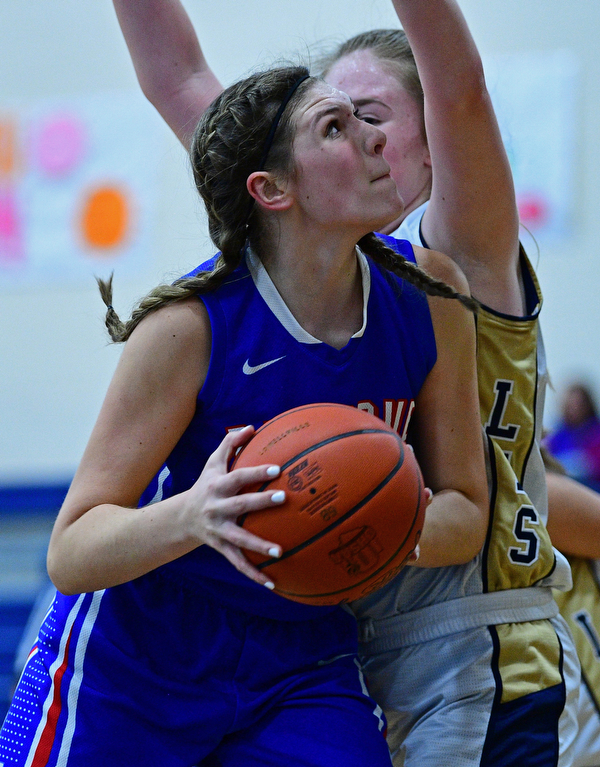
[47,492,199,595]
[414,488,488,567]
[113,0,222,148]
[393,0,518,296]
[392,0,484,106]
[546,471,600,559]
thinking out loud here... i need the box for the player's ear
[247,171,293,212]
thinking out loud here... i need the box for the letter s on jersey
[508,505,541,566]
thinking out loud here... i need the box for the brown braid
[99,66,314,343]
[358,233,480,313]
[97,255,235,343]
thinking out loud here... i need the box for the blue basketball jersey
[145,239,436,620]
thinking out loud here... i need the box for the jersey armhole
[195,292,227,412]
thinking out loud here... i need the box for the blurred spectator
[546,382,600,492]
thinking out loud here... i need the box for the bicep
[56,299,210,527]
[412,315,484,504]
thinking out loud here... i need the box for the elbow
[466,59,488,99]
[441,61,491,116]
[447,490,489,565]
[136,77,167,112]
[46,550,69,595]
[462,496,489,562]
[47,545,82,597]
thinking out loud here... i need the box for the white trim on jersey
[246,246,371,343]
[24,594,86,767]
[55,590,105,766]
[24,591,106,767]
[146,464,171,505]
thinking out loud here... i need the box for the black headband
[242,72,310,235]
[257,73,310,172]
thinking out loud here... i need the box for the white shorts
[360,614,580,767]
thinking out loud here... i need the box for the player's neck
[260,241,364,348]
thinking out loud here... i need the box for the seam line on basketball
[237,429,401,529]
[256,429,401,491]
[276,475,423,599]
[254,435,405,570]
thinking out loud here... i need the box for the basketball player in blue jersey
[0,67,489,766]
[109,0,590,764]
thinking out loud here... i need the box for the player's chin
[371,205,404,234]
[372,190,403,226]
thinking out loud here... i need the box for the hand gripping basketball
[232,403,426,605]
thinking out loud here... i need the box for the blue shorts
[0,570,391,767]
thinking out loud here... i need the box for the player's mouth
[372,167,392,183]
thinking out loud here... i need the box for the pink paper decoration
[0,187,24,264]
[35,114,87,178]
[517,193,549,228]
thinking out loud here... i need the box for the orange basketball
[232,403,426,605]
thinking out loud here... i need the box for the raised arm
[410,247,489,567]
[113,0,223,149]
[47,299,283,595]
[393,0,521,313]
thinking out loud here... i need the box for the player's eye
[356,113,382,126]
[325,120,341,137]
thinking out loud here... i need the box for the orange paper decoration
[0,120,18,178]
[81,186,129,250]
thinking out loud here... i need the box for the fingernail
[271,490,285,504]
[266,465,280,477]
[268,546,281,558]
[264,581,275,590]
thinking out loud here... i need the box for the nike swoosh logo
[243,356,286,375]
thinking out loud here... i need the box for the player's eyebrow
[353,98,392,112]
[310,101,355,128]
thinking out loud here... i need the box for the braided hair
[99,66,313,342]
[99,64,475,343]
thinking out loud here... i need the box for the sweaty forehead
[325,51,400,99]
[296,82,354,120]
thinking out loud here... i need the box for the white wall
[459,0,600,421]
[1,0,598,484]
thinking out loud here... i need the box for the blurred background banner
[0,92,163,288]
[485,50,579,243]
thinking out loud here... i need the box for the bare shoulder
[412,244,471,296]
[132,296,208,337]
[125,295,210,364]
[114,294,211,398]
